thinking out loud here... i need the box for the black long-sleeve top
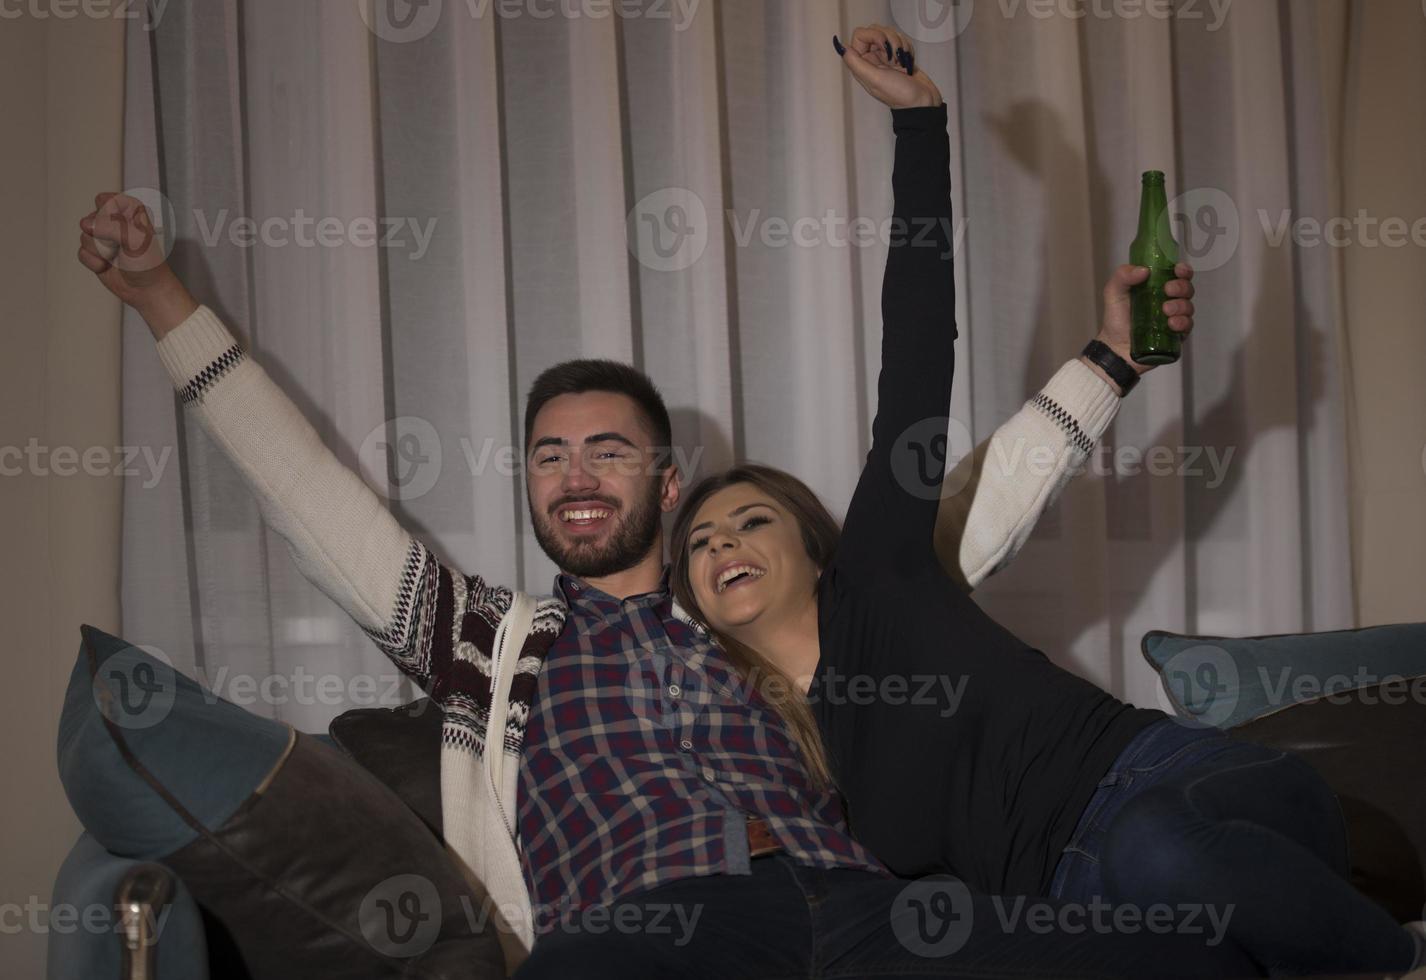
[809,102,1163,896]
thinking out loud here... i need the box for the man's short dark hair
[524,359,674,467]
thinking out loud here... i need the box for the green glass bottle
[1129,171,1181,365]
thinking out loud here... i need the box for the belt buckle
[746,816,782,858]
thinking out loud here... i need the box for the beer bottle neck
[1137,181,1168,241]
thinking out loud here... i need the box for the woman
[670,23,1425,978]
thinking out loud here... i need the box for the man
[76,25,1214,979]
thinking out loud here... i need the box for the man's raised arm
[79,192,463,689]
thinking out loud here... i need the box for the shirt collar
[555,565,673,609]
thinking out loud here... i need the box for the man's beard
[529,478,664,579]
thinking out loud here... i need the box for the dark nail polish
[833,35,845,57]
[885,41,893,60]
[906,52,915,75]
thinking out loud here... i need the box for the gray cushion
[1141,622,1426,729]
[57,628,289,858]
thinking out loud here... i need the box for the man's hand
[77,192,196,339]
[1087,262,1196,393]
[835,24,942,110]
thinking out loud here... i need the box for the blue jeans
[515,851,1255,979]
[1049,717,1417,976]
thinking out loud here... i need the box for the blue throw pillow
[1142,622,1426,729]
[57,626,291,858]
[56,625,504,980]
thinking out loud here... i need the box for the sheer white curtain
[120,0,1355,733]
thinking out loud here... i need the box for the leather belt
[746,816,782,858]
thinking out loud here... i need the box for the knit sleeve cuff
[154,305,249,404]
[1030,358,1121,452]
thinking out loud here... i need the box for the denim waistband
[1113,715,1224,772]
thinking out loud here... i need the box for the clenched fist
[77,192,196,339]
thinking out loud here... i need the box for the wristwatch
[1081,339,1141,397]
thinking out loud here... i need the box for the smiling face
[525,390,678,579]
[683,482,822,637]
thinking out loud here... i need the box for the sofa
[49,622,1426,979]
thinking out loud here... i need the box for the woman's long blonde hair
[670,464,840,789]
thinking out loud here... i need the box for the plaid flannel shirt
[517,568,889,923]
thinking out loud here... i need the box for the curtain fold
[122,0,1366,733]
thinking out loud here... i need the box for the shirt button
[679,738,693,751]
[668,684,681,698]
